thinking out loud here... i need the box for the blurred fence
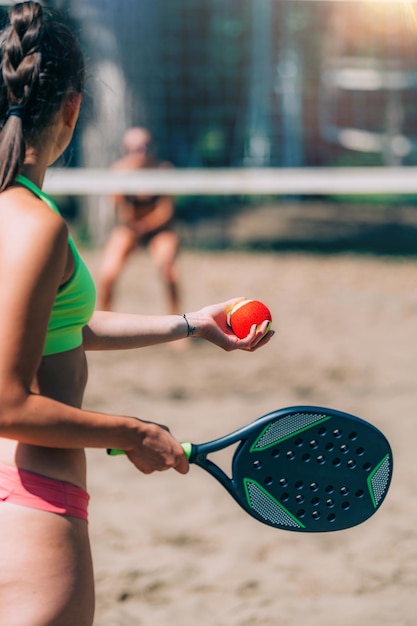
[1,0,417,248]
[1,1,416,169]
[64,0,417,170]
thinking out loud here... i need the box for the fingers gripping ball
[227,299,272,339]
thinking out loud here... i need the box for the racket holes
[333,428,342,439]
[347,459,356,469]
[318,427,327,436]
[264,476,273,486]
[340,486,349,496]
[286,451,295,461]
[279,478,288,488]
[271,448,280,458]
[340,444,349,454]
[363,462,372,472]
[311,497,320,506]
[297,509,306,519]
[356,447,365,456]
[341,501,350,511]
[326,498,335,508]
[332,458,341,467]
[295,481,304,490]
[312,510,321,520]
[281,493,290,503]
[327,513,336,523]
[302,453,311,463]
[295,494,305,504]
[317,455,326,465]
[310,482,319,492]
[349,431,358,441]
[309,439,319,449]
[325,485,334,494]
[355,489,365,499]
[294,438,303,448]
[325,442,334,452]
[253,460,263,470]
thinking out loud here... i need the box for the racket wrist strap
[181,313,196,337]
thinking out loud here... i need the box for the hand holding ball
[227,299,272,339]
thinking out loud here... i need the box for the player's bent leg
[148,230,181,314]
[0,502,95,626]
[98,226,137,310]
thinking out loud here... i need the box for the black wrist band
[182,313,196,337]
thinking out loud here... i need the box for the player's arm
[0,206,187,473]
[82,301,274,352]
[132,161,175,234]
[133,195,174,235]
[0,206,69,390]
[108,159,136,223]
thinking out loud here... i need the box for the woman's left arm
[82,299,274,353]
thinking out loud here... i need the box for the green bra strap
[16,174,61,216]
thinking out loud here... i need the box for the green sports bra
[16,175,96,356]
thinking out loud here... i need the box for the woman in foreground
[0,3,272,625]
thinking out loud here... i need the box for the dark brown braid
[0,1,85,191]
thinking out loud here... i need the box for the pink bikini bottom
[0,463,89,522]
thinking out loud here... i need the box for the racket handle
[107,442,193,460]
[181,442,193,460]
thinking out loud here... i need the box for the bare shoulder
[0,188,70,383]
[0,186,68,264]
[111,155,138,171]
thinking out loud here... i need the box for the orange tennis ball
[227,299,272,339]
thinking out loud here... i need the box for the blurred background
[2,0,417,250]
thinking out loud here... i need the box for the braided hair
[0,1,85,191]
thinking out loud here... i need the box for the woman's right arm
[0,196,188,474]
[0,391,188,474]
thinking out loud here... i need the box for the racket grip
[107,448,125,456]
[107,443,193,460]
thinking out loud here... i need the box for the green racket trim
[107,443,193,459]
[249,414,332,453]
[243,478,306,529]
[367,453,391,509]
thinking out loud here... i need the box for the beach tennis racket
[108,405,392,532]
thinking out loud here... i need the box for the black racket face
[230,407,392,532]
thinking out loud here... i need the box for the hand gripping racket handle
[107,443,195,461]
